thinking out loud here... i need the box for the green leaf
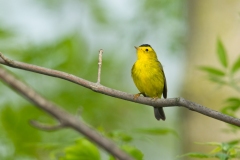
[227,139,240,146]
[210,146,222,154]
[107,131,133,143]
[121,145,143,160]
[60,138,100,160]
[135,128,178,137]
[110,131,133,142]
[215,152,229,160]
[180,152,211,158]
[231,56,240,73]
[221,106,239,117]
[108,145,142,160]
[221,143,231,152]
[199,66,225,76]
[225,97,240,105]
[221,98,240,116]
[228,148,237,157]
[208,76,226,85]
[195,142,221,147]
[217,38,228,68]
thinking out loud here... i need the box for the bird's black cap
[139,44,151,47]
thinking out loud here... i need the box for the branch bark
[0,52,240,128]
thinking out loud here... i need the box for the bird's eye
[145,49,148,52]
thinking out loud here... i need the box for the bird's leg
[133,93,143,100]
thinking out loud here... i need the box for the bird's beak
[134,46,138,50]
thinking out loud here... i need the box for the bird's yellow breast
[131,59,164,98]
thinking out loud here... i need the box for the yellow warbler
[131,44,167,120]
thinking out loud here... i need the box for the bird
[131,44,167,120]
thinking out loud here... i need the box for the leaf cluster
[200,38,240,122]
[182,141,240,160]
[199,39,240,89]
[57,127,177,160]
[187,39,240,160]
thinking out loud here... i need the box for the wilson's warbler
[131,44,167,121]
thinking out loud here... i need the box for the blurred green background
[0,1,185,159]
[1,0,239,160]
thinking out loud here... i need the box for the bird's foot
[133,93,142,100]
[152,97,159,101]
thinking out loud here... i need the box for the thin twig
[97,49,103,84]
[0,66,133,160]
[0,52,240,127]
[0,53,15,66]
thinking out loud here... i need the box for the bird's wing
[158,61,167,99]
[162,69,167,98]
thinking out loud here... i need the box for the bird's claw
[133,93,141,100]
[152,97,159,101]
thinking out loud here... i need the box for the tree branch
[0,66,133,160]
[0,52,240,127]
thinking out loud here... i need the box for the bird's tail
[154,107,166,121]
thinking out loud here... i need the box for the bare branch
[0,52,240,127]
[97,49,103,84]
[29,120,66,131]
[0,66,133,160]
